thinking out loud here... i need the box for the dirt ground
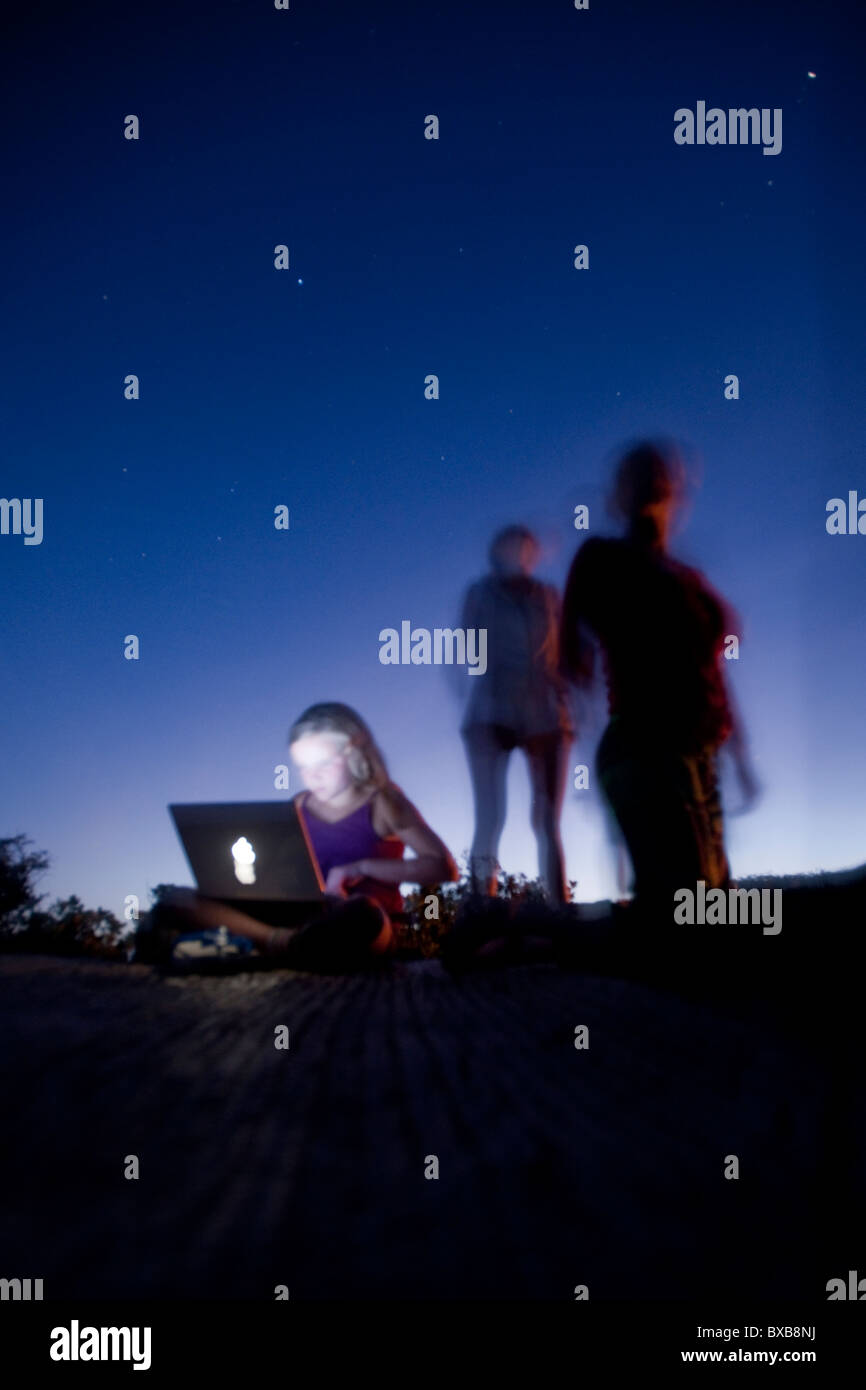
[0,950,860,1300]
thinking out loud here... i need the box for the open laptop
[168,800,327,928]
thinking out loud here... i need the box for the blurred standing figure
[456,526,575,903]
[559,440,760,918]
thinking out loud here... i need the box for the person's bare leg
[525,733,570,906]
[161,887,301,951]
[463,728,510,897]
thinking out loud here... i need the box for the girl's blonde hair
[288,702,390,790]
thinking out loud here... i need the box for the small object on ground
[172,927,254,962]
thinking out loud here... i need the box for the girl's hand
[730,758,762,815]
[325,863,365,896]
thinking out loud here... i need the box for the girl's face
[498,535,538,575]
[518,537,539,573]
[290,732,355,803]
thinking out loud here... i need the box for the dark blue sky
[2,0,863,913]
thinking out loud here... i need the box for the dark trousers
[596,717,730,918]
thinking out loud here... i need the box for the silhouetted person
[559,441,760,920]
[456,525,575,903]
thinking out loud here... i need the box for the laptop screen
[169,800,325,901]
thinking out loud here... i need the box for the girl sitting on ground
[140,702,459,970]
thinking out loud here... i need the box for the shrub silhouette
[398,852,578,957]
[0,835,127,959]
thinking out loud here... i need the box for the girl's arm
[446,581,482,701]
[722,675,762,811]
[359,785,459,886]
[705,580,761,811]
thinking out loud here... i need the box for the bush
[396,854,578,957]
[0,836,129,960]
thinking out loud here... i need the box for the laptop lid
[168,800,325,902]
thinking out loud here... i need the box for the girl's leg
[162,889,301,948]
[267,895,391,971]
[596,721,729,919]
[134,888,304,964]
[684,749,731,889]
[141,889,388,970]
[462,724,512,896]
[524,731,571,905]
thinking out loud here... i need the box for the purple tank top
[297,790,404,916]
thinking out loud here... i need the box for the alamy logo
[0,1276,43,1300]
[379,621,487,674]
[0,497,43,544]
[673,881,782,935]
[826,1270,866,1299]
[826,491,866,534]
[674,102,782,156]
[49,1320,152,1371]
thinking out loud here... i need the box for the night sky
[2,0,863,916]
